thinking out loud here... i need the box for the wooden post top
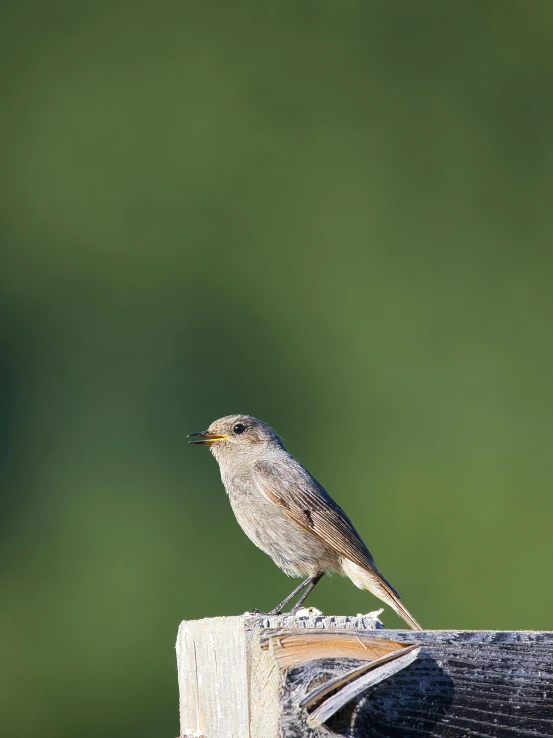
[176,612,553,738]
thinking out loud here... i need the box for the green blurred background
[2,2,553,736]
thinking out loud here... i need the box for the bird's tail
[341,558,422,631]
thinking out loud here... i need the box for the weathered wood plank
[177,610,383,738]
[176,616,250,738]
[177,615,553,738]
[275,629,553,738]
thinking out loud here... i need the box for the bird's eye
[233,423,247,435]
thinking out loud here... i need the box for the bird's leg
[288,573,323,614]
[267,576,313,615]
[268,573,324,615]
[248,578,310,616]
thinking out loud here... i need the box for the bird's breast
[219,468,340,577]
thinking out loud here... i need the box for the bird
[188,414,422,630]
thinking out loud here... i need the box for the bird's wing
[253,458,400,597]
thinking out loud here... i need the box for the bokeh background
[2,2,553,737]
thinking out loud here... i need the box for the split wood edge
[258,629,419,728]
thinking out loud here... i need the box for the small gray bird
[189,414,421,630]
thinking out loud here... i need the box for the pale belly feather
[223,473,340,578]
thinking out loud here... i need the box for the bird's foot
[244,608,270,616]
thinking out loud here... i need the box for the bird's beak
[188,431,229,445]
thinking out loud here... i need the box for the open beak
[188,431,229,445]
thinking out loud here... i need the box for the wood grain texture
[258,630,412,669]
[177,611,382,738]
[177,616,250,738]
[300,644,420,727]
[276,629,553,738]
[177,616,553,738]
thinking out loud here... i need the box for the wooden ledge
[176,613,553,738]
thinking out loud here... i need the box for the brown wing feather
[253,459,400,598]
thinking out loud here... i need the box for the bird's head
[188,414,283,462]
